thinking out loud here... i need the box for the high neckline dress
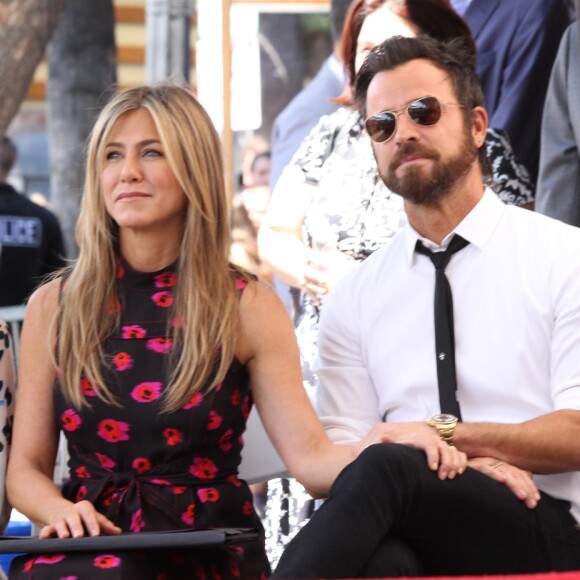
[10,260,270,579]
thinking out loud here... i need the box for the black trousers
[272,444,580,578]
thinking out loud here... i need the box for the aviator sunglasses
[364,96,464,143]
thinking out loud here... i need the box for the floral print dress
[10,261,269,580]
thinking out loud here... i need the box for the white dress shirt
[315,188,580,522]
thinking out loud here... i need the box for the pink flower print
[76,485,88,501]
[61,409,82,432]
[197,488,220,503]
[113,351,133,371]
[131,382,162,403]
[146,337,173,354]
[97,419,130,443]
[155,272,177,288]
[242,500,253,516]
[122,325,147,339]
[235,277,248,290]
[96,452,116,470]
[23,558,35,572]
[211,565,223,580]
[227,475,242,488]
[151,478,171,486]
[130,509,144,533]
[94,554,121,569]
[230,559,241,577]
[105,296,121,315]
[241,396,251,420]
[183,392,203,409]
[116,263,125,279]
[181,503,195,526]
[189,457,218,480]
[162,427,183,446]
[207,411,223,430]
[151,291,173,308]
[231,389,241,406]
[172,486,187,495]
[219,429,234,452]
[61,577,78,580]
[132,457,152,473]
[35,554,66,565]
[75,465,91,479]
[80,377,97,397]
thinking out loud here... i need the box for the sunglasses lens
[365,113,396,143]
[408,97,442,126]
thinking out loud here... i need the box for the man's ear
[471,106,488,149]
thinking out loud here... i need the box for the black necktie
[415,234,469,419]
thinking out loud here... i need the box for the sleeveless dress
[10,260,270,579]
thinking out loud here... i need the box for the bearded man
[272,36,580,579]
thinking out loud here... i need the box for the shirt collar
[403,187,506,264]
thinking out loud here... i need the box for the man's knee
[358,536,426,578]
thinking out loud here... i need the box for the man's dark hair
[0,135,17,177]
[354,35,489,177]
[330,0,352,45]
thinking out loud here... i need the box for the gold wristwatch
[428,414,458,446]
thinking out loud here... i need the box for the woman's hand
[40,500,122,539]
[302,249,356,305]
[356,422,467,480]
[468,457,541,509]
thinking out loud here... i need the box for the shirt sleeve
[313,276,381,444]
[536,24,580,226]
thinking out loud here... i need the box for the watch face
[431,413,458,424]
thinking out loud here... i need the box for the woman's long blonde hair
[56,83,242,412]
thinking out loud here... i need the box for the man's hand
[468,457,541,509]
[356,422,467,480]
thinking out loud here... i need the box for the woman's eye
[143,148,163,158]
[105,150,122,161]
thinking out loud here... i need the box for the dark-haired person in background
[0,136,66,306]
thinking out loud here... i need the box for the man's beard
[380,130,479,206]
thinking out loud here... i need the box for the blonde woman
[6,84,465,578]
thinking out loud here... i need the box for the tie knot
[415,235,469,270]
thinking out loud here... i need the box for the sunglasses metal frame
[364,96,465,144]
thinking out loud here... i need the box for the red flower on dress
[97,419,130,443]
[146,337,173,354]
[241,396,251,420]
[131,382,162,403]
[230,559,241,577]
[207,411,223,430]
[189,457,218,480]
[75,465,91,479]
[235,277,248,290]
[61,409,82,432]
[182,392,203,409]
[76,485,88,501]
[162,427,183,446]
[116,263,125,279]
[94,554,121,569]
[132,457,152,473]
[231,389,241,406]
[80,377,97,397]
[130,508,144,533]
[154,272,177,288]
[219,429,234,452]
[105,296,121,315]
[227,475,242,488]
[121,325,147,339]
[151,291,173,308]
[113,351,133,371]
[197,488,220,503]
[95,452,116,470]
[35,554,66,565]
[181,503,195,526]
[172,486,186,495]
[242,501,253,516]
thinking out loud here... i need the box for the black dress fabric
[10,260,269,579]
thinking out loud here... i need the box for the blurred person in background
[0,136,66,307]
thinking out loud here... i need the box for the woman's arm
[6,280,120,538]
